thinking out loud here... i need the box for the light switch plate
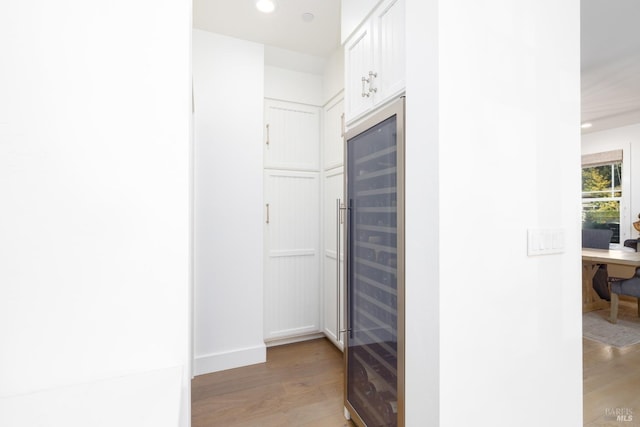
[527,228,565,256]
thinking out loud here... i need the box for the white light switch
[528,228,565,256]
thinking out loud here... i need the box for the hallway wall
[0,0,192,425]
[404,0,583,425]
[192,29,266,374]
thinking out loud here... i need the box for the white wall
[0,0,191,426]
[323,47,346,105]
[265,45,327,75]
[404,0,440,424]
[405,0,583,426]
[265,66,323,106]
[192,30,266,374]
[582,123,640,240]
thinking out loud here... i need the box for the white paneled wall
[262,49,346,349]
[264,100,321,171]
[264,172,320,251]
[263,96,321,343]
[321,95,345,350]
[374,0,406,99]
[324,98,346,169]
[322,167,345,348]
[264,171,320,340]
[345,23,373,120]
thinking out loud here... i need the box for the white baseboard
[264,332,325,348]
[322,328,345,352]
[194,344,266,376]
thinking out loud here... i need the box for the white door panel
[264,171,320,341]
[264,100,320,171]
[324,98,345,171]
[374,0,406,100]
[322,169,344,348]
[344,23,374,122]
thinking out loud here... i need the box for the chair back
[582,228,613,249]
[624,239,639,252]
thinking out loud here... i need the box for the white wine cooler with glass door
[343,97,404,427]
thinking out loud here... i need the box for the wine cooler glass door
[346,113,399,427]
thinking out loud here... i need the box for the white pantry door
[264,100,320,171]
[264,170,320,341]
[263,99,321,342]
[322,96,345,350]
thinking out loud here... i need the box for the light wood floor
[583,303,640,427]
[193,311,640,427]
[192,338,356,427]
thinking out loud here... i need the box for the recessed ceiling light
[581,122,593,129]
[302,12,315,22]
[256,0,276,13]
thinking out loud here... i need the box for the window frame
[581,148,630,246]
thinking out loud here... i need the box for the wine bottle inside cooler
[350,357,368,386]
[367,372,388,395]
[377,390,398,426]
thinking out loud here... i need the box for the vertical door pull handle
[344,201,353,338]
[336,199,341,339]
[266,203,270,224]
[361,76,370,98]
[337,199,347,338]
[368,71,378,93]
[266,124,270,146]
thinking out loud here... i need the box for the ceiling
[193,0,341,72]
[581,0,640,134]
[193,0,640,134]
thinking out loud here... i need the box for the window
[582,150,623,244]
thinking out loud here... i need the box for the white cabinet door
[323,168,345,349]
[373,0,406,101]
[344,0,405,124]
[323,97,345,170]
[344,21,374,122]
[264,100,320,171]
[322,96,345,350]
[264,170,320,341]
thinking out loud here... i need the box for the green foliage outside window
[582,163,622,243]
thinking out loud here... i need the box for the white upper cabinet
[373,0,405,101]
[264,99,320,171]
[341,0,381,44]
[344,0,405,124]
[345,20,375,121]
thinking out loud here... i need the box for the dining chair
[582,228,613,301]
[595,233,640,323]
[609,275,640,323]
[582,228,613,250]
[623,238,639,251]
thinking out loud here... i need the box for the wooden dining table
[582,248,640,312]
